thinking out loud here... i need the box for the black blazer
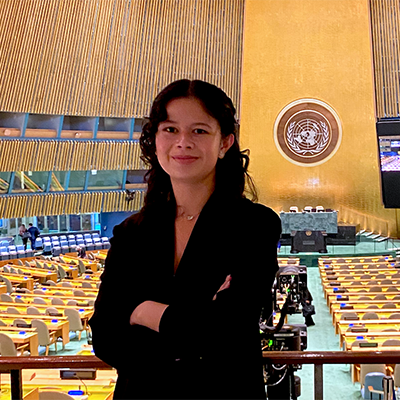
[89,191,281,399]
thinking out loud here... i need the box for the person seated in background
[76,246,87,259]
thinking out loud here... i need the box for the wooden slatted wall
[0,190,145,219]
[370,0,400,118]
[0,139,145,171]
[0,0,244,118]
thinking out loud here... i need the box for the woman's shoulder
[238,197,281,221]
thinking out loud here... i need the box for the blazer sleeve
[89,219,159,370]
[159,203,281,358]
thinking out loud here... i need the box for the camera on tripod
[260,265,310,400]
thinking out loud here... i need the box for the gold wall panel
[0,139,144,172]
[370,0,400,118]
[241,0,399,237]
[0,190,144,219]
[0,0,244,118]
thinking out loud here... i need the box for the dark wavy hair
[139,79,257,218]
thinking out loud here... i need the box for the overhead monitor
[377,120,400,208]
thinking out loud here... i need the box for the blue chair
[84,233,92,241]
[76,239,85,247]
[25,248,34,257]
[92,233,100,240]
[101,237,110,250]
[60,240,70,253]
[0,247,10,261]
[52,241,61,256]
[76,234,84,241]
[7,246,17,259]
[361,372,385,400]
[84,238,95,251]
[43,243,52,255]
[35,237,43,250]
[68,239,77,251]
[59,235,67,242]
[93,237,103,250]
[16,245,26,258]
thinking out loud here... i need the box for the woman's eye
[194,128,207,134]
[164,127,177,133]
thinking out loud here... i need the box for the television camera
[260,265,310,400]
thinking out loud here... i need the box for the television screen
[379,136,400,171]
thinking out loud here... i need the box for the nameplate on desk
[16,323,32,328]
[340,305,354,310]
[303,240,316,246]
[60,369,97,380]
[330,282,341,286]
[49,312,63,317]
[359,342,378,348]
[327,277,338,281]
[350,328,368,333]
[343,315,359,320]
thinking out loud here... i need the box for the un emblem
[274,99,342,166]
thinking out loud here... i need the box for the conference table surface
[332,308,400,326]
[328,294,400,309]
[10,292,97,305]
[342,332,400,349]
[336,318,400,334]
[0,314,70,347]
[1,267,58,283]
[0,274,35,291]
[38,284,99,293]
[339,325,400,346]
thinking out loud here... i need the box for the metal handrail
[2,352,400,400]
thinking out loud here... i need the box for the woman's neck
[172,180,215,217]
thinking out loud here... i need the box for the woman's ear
[219,134,235,159]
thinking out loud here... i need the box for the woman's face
[155,97,233,188]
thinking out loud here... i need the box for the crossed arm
[130,275,232,332]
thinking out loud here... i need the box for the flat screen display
[378,135,400,208]
[379,136,400,171]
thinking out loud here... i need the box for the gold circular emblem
[274,99,342,167]
[305,230,312,236]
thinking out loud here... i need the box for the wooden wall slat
[0,0,244,118]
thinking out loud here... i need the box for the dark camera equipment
[260,265,309,400]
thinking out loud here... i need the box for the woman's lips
[172,156,199,164]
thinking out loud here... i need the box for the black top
[89,191,281,399]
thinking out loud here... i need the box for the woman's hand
[130,301,168,332]
[213,274,232,300]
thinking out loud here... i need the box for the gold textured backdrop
[0,0,244,117]
[240,0,400,237]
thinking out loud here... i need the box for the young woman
[89,80,281,399]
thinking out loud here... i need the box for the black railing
[1,352,400,400]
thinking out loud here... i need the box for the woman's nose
[176,131,193,148]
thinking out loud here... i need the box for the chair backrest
[64,308,83,331]
[46,280,57,286]
[31,319,51,345]
[341,312,359,320]
[389,313,400,319]
[66,300,78,306]
[382,339,400,346]
[45,307,59,315]
[0,320,7,326]
[27,306,41,315]
[81,282,93,288]
[13,318,27,327]
[61,282,73,288]
[381,279,393,285]
[57,265,66,280]
[16,245,24,252]
[362,372,385,399]
[35,238,43,246]
[360,365,386,386]
[368,286,382,292]
[373,294,387,300]
[78,260,86,275]
[33,297,47,305]
[394,364,400,387]
[73,289,85,297]
[0,293,13,302]
[34,289,46,295]
[51,298,64,305]
[0,332,17,355]
[2,276,13,293]
[39,391,75,400]
[7,306,20,314]
[362,312,379,320]
[382,302,396,309]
